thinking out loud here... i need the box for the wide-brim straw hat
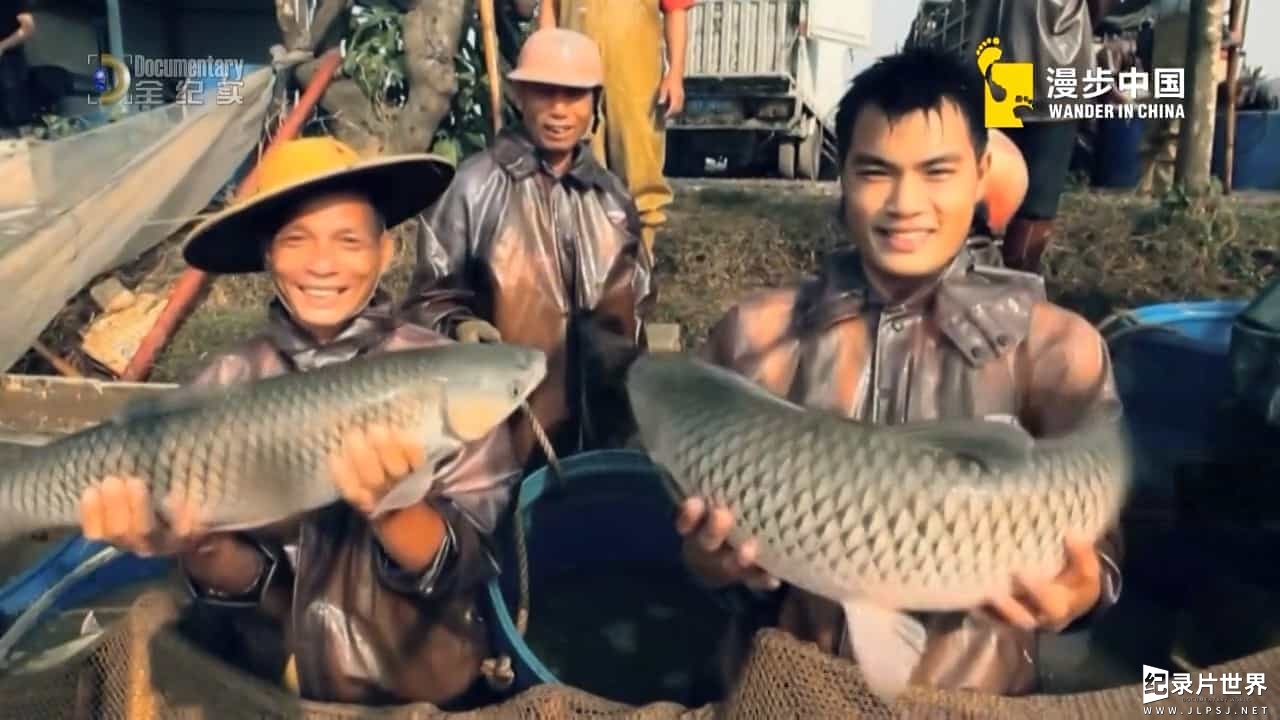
[183,136,455,274]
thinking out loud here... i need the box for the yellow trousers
[559,0,673,252]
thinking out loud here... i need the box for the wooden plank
[0,375,178,437]
[0,139,37,209]
[647,323,683,352]
[0,68,274,374]
[80,293,170,377]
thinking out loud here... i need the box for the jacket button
[891,319,904,332]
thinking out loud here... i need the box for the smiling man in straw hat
[404,27,654,472]
[75,136,522,708]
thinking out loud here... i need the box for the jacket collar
[798,246,968,323]
[490,127,614,190]
[265,287,397,371]
[796,244,1041,366]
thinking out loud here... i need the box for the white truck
[667,0,873,180]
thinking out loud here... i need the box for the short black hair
[834,46,988,167]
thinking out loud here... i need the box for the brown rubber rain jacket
[177,289,519,707]
[701,246,1125,695]
[402,127,655,468]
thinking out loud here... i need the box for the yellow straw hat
[183,136,454,274]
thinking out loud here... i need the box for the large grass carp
[625,352,1133,702]
[0,343,546,542]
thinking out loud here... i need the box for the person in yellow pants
[537,0,691,256]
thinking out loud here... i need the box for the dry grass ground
[19,180,1280,383]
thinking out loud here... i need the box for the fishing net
[0,589,1277,720]
[0,66,273,373]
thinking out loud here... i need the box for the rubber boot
[641,226,656,260]
[1001,217,1055,274]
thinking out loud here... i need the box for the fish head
[432,343,548,442]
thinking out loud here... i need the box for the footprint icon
[976,37,1006,102]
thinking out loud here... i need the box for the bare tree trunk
[1174,0,1225,196]
[295,58,384,154]
[387,0,471,154]
[273,0,380,153]
[274,0,469,156]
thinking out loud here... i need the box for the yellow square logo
[977,37,1034,128]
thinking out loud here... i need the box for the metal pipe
[120,49,344,382]
[105,0,124,59]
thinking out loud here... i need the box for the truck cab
[665,0,873,181]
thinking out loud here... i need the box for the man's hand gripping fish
[625,352,1133,703]
[0,343,546,542]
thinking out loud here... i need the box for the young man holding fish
[674,47,1125,698]
[76,137,522,708]
[402,27,654,470]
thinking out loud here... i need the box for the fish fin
[879,417,1034,472]
[440,379,524,442]
[843,600,928,704]
[369,462,440,519]
[688,355,810,414]
[112,385,231,424]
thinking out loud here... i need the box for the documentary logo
[89,53,248,106]
[976,36,1187,129]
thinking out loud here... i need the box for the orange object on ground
[984,128,1029,235]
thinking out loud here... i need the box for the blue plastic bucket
[483,449,698,695]
[1104,300,1249,490]
[1112,299,1249,352]
[0,535,170,622]
[1093,110,1280,190]
[1213,110,1280,191]
[1092,117,1148,189]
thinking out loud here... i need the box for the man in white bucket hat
[405,27,654,474]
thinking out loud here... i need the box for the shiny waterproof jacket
[700,247,1125,695]
[177,291,519,707]
[402,128,654,467]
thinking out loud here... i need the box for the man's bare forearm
[664,9,688,77]
[0,15,35,52]
[537,0,558,29]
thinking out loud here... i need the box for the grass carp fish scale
[0,343,547,541]
[625,351,1132,703]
